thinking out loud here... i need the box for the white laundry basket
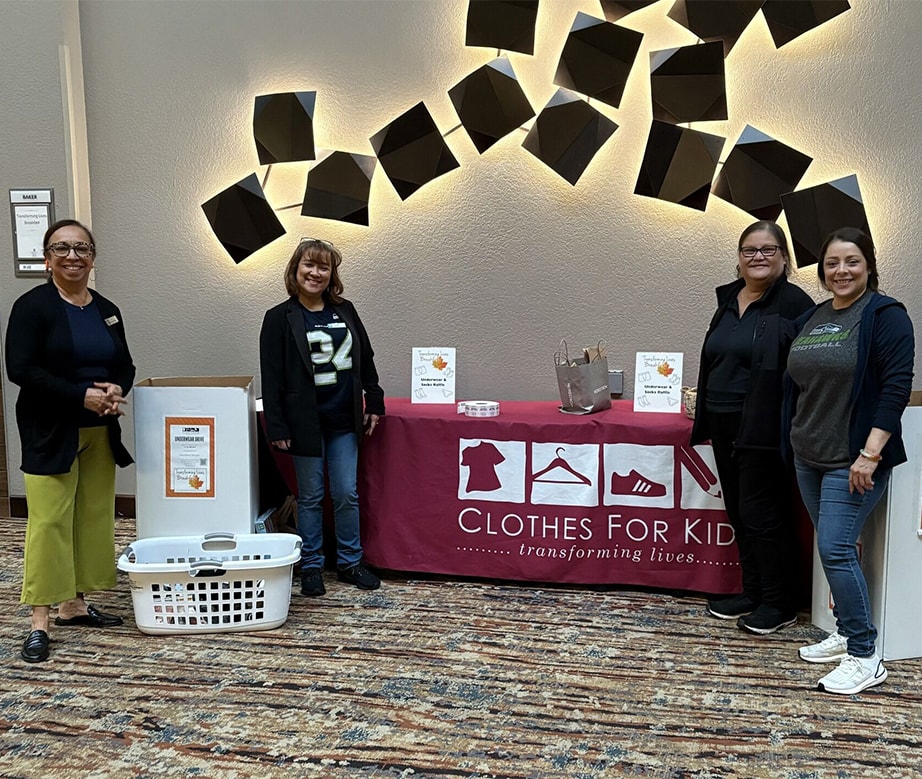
[117,531,301,635]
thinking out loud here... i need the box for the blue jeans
[293,431,362,570]
[795,460,890,658]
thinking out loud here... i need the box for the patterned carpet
[0,516,920,779]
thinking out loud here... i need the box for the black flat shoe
[21,630,50,663]
[54,604,123,628]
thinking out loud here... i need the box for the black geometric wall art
[465,0,539,55]
[598,1,659,23]
[369,102,460,200]
[650,41,726,124]
[712,125,813,220]
[761,0,851,49]
[301,151,377,226]
[448,57,535,154]
[522,89,618,185]
[634,120,725,211]
[253,91,316,165]
[201,173,286,263]
[667,0,764,56]
[780,175,869,268]
[554,12,644,109]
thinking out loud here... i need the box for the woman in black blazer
[6,219,135,663]
[259,238,385,597]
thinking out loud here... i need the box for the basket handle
[119,544,136,563]
[189,559,227,577]
[201,531,238,552]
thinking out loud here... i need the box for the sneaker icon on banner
[610,468,667,497]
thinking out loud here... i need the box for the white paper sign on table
[411,347,456,404]
[633,352,683,413]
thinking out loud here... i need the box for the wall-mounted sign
[10,189,55,277]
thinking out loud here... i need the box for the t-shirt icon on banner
[458,438,526,503]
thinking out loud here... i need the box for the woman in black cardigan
[260,238,385,597]
[6,219,135,663]
[691,221,813,634]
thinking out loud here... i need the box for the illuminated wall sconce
[634,120,725,210]
[253,91,316,165]
[465,0,539,54]
[650,41,726,123]
[201,173,286,263]
[199,2,858,262]
[522,88,618,185]
[667,0,764,57]
[370,102,460,200]
[711,125,812,220]
[301,151,377,226]
[762,0,851,48]
[448,57,535,154]
[553,12,644,109]
[780,174,869,268]
[598,1,659,23]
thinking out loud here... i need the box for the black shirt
[703,298,758,412]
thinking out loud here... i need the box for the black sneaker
[300,568,326,596]
[337,563,380,590]
[737,604,797,635]
[707,594,757,620]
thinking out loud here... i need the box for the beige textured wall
[0,0,84,498]
[2,0,921,496]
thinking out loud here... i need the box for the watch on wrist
[859,448,882,462]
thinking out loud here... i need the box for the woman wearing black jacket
[260,238,385,597]
[691,221,813,634]
[6,219,135,663]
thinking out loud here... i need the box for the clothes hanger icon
[532,447,591,484]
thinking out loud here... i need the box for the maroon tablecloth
[358,399,742,593]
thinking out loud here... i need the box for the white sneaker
[817,654,887,695]
[799,632,848,663]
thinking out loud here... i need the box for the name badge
[105,315,120,326]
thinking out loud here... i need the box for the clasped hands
[85,382,127,417]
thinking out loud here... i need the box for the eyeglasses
[45,242,95,259]
[739,244,780,259]
[299,237,334,250]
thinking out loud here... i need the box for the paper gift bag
[555,340,612,415]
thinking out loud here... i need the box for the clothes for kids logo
[458,438,723,512]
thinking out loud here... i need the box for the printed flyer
[411,347,456,404]
[165,416,215,497]
[633,352,683,413]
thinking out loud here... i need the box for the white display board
[134,377,258,539]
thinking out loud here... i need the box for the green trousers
[21,426,118,606]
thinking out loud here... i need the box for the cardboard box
[812,392,922,660]
[134,377,258,539]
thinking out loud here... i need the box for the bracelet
[859,448,882,462]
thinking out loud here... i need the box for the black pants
[707,410,798,612]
